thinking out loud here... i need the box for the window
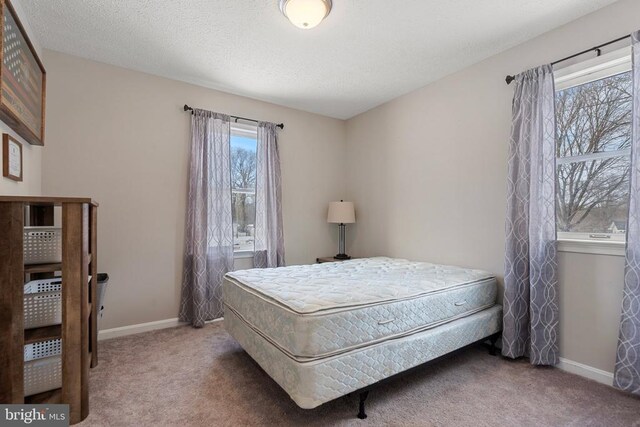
[554,48,632,247]
[230,124,257,253]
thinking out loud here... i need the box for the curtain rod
[183,104,284,129]
[505,34,631,85]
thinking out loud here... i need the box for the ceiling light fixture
[279,0,332,30]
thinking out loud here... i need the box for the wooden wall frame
[0,0,46,146]
[2,134,22,181]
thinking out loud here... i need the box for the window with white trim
[230,123,257,253]
[554,47,632,244]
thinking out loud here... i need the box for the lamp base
[334,253,351,260]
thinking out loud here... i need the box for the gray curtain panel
[253,122,285,268]
[614,31,640,396]
[179,109,234,327]
[502,64,560,365]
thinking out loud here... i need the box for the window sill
[557,239,625,257]
[234,251,254,259]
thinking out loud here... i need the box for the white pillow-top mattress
[223,257,497,360]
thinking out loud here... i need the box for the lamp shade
[327,201,355,224]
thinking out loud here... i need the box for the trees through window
[230,126,257,252]
[555,60,632,242]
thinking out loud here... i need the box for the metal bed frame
[353,331,502,419]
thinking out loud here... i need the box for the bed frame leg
[357,391,369,419]
[489,333,500,356]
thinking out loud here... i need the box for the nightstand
[316,257,357,264]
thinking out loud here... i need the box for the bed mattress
[223,257,497,360]
[225,302,502,409]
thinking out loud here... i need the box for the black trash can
[96,273,109,318]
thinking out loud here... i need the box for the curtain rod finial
[505,75,515,85]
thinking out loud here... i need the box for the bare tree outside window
[230,133,257,251]
[555,71,632,236]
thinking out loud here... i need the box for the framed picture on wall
[0,0,46,146]
[3,133,22,181]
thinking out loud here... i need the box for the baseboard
[98,317,223,341]
[557,357,614,386]
[99,322,614,388]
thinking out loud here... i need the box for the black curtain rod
[183,104,284,129]
[505,34,631,85]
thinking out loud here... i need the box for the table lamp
[327,200,356,260]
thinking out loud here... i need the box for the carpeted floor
[80,322,640,426]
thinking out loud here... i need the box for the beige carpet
[80,322,640,426]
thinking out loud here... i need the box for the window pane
[556,72,632,158]
[230,132,257,252]
[556,156,629,234]
[555,71,632,239]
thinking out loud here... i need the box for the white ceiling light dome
[279,0,332,29]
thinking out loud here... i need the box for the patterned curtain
[253,122,285,268]
[179,109,233,327]
[614,31,640,395]
[502,65,559,365]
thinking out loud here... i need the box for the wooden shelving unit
[24,325,62,344]
[24,388,61,404]
[23,263,62,274]
[0,196,98,424]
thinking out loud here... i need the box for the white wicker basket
[24,339,62,396]
[24,278,62,329]
[23,227,62,265]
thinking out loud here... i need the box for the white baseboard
[98,317,223,341]
[99,321,614,388]
[558,357,614,386]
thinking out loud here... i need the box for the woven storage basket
[24,278,62,329]
[23,227,62,265]
[24,339,62,396]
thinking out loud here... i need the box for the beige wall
[42,50,347,330]
[558,252,625,372]
[345,0,640,374]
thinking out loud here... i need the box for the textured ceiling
[22,0,617,119]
